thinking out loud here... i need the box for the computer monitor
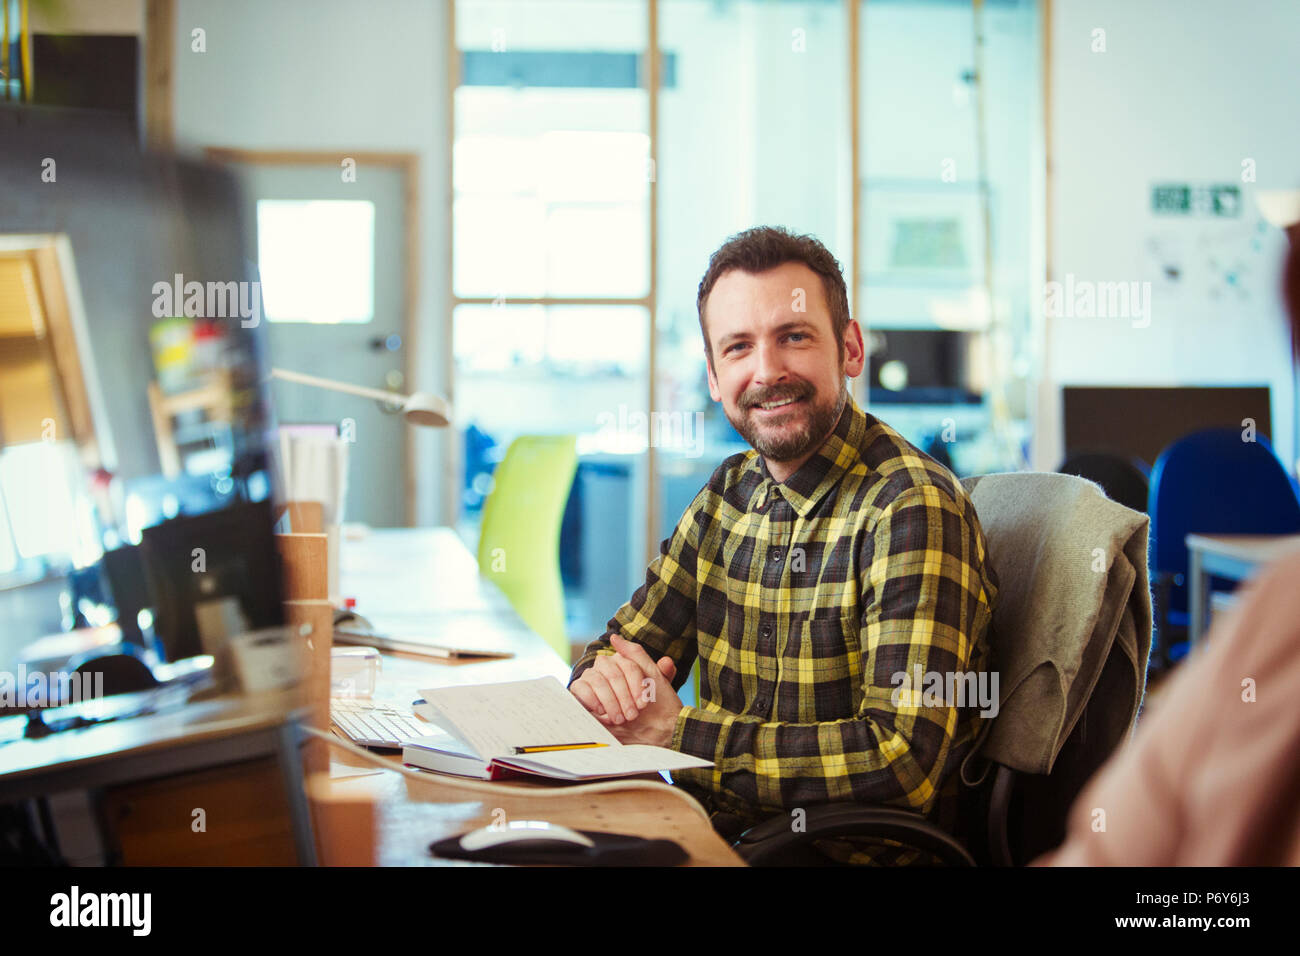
[867,329,981,405]
[140,503,284,664]
[1062,385,1273,467]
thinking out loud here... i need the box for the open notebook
[401,676,713,781]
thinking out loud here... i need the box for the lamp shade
[1256,189,1300,230]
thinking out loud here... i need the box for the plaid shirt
[570,396,998,864]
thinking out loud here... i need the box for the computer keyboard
[330,698,440,749]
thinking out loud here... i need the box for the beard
[726,376,849,465]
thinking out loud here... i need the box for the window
[0,440,100,575]
[452,0,651,647]
[448,0,1041,661]
[256,199,376,323]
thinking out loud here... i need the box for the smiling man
[568,226,999,864]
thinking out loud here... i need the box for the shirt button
[770,549,782,563]
[755,700,770,717]
[759,625,771,639]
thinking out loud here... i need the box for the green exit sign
[1152,184,1190,213]
[1152,183,1241,217]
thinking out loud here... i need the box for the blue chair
[1148,428,1300,670]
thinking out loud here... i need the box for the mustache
[743,382,813,409]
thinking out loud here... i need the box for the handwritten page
[417,676,619,759]
[500,744,714,780]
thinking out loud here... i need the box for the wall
[0,106,246,483]
[167,0,1300,514]
[171,0,451,525]
[1044,0,1300,473]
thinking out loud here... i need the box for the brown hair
[695,226,851,366]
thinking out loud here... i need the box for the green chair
[477,435,578,662]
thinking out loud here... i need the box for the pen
[512,742,609,754]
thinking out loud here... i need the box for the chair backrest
[1057,450,1150,514]
[476,435,578,661]
[1149,428,1300,612]
[959,472,1151,864]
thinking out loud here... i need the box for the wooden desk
[321,527,743,867]
[0,684,316,864]
[1185,533,1300,645]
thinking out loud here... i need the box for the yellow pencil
[512,742,609,754]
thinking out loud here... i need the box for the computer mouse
[459,820,595,852]
[333,608,373,631]
[70,650,160,697]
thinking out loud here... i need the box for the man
[568,226,999,864]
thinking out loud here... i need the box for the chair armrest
[733,803,976,866]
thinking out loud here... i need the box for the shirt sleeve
[567,493,703,694]
[669,484,996,817]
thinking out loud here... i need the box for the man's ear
[706,352,722,402]
[842,319,866,379]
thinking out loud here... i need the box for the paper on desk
[416,676,619,759]
[498,744,713,779]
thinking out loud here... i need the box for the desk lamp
[268,368,452,427]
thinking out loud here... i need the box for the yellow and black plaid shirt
[570,396,998,864]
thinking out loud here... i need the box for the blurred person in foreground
[1034,216,1300,866]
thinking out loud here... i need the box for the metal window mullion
[445,0,460,527]
[645,0,660,567]
[850,0,864,408]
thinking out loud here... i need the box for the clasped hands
[568,635,684,748]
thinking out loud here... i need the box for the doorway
[205,148,420,527]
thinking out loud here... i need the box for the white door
[220,157,412,527]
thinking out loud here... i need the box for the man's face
[703,262,865,469]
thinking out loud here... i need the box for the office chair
[734,473,1152,866]
[1057,450,1150,514]
[1148,428,1300,671]
[477,435,578,661]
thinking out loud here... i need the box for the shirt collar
[744,395,868,518]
